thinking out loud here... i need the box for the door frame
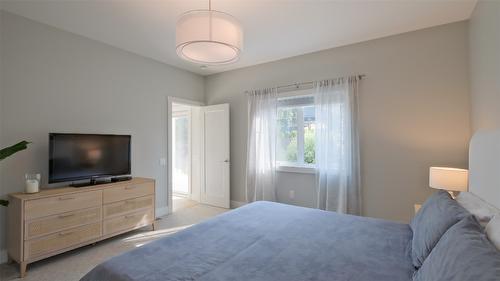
[167,96,204,215]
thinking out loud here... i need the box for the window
[276,95,315,168]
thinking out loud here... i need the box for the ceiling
[1,0,477,75]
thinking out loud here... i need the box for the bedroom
[0,0,499,280]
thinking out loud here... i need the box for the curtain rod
[245,74,366,95]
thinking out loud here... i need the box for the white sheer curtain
[315,76,361,214]
[246,88,278,202]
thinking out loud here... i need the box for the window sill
[277,165,315,174]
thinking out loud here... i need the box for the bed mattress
[81,201,415,281]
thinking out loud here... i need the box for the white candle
[25,179,39,193]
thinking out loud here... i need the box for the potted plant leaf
[0,141,31,207]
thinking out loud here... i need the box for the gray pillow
[413,215,500,281]
[410,190,469,268]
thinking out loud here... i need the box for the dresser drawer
[25,191,102,220]
[25,207,102,240]
[103,209,153,236]
[24,222,101,260]
[104,195,154,218]
[103,182,154,204]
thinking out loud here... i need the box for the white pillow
[455,192,499,224]
[486,215,500,250]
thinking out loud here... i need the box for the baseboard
[0,249,7,264]
[230,200,246,209]
[156,206,169,217]
[158,202,243,215]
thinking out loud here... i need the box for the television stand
[7,177,156,277]
[111,176,133,182]
[70,177,111,188]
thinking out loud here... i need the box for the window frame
[276,89,316,173]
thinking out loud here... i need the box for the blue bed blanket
[81,201,414,281]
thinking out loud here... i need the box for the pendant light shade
[176,8,243,65]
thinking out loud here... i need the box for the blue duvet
[81,201,414,281]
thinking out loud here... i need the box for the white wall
[0,11,204,255]
[469,0,500,131]
[205,21,471,223]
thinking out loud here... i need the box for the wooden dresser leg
[20,262,27,278]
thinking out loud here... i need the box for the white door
[201,104,230,208]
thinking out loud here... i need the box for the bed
[82,201,414,281]
[81,130,500,281]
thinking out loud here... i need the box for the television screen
[49,133,131,183]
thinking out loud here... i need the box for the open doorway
[172,104,190,196]
[172,103,196,211]
[168,97,203,214]
[167,97,231,215]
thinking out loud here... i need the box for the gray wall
[0,9,3,207]
[0,11,204,256]
[0,8,478,261]
[469,0,500,131]
[0,10,5,261]
[205,21,471,223]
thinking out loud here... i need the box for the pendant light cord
[208,0,212,40]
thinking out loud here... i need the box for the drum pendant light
[176,0,243,65]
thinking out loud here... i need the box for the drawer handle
[58,213,75,219]
[124,186,136,190]
[59,230,74,236]
[125,214,137,219]
[58,197,75,201]
[114,200,133,206]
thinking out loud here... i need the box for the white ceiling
[1,0,477,75]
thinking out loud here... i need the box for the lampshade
[429,167,468,192]
[176,9,243,65]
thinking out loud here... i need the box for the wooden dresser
[7,177,156,277]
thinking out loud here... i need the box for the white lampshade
[429,167,468,192]
[176,10,243,65]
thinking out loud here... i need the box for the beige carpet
[172,195,199,212]
[0,203,227,281]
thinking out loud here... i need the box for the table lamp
[429,167,468,198]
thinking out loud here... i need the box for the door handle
[223,159,230,163]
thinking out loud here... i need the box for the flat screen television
[49,133,131,184]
